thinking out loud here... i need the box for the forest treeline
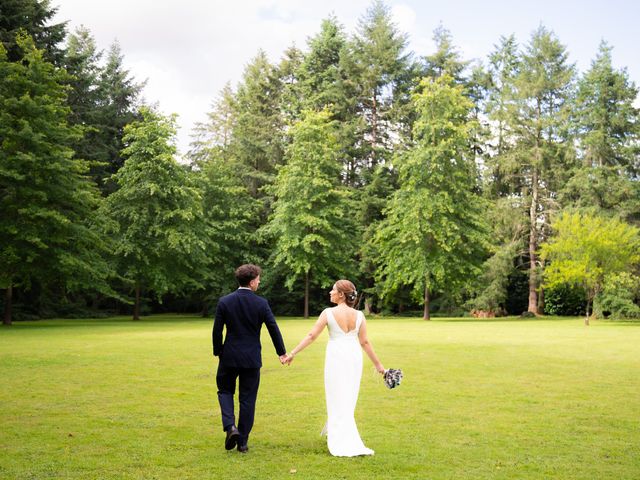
[1,0,639,324]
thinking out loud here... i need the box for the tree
[296,16,359,184]
[0,35,114,325]
[345,0,413,171]
[194,155,259,309]
[540,212,640,325]
[189,83,237,166]
[264,110,355,318]
[103,107,208,320]
[374,75,488,319]
[0,0,66,65]
[562,41,640,220]
[63,26,105,169]
[94,41,144,194]
[343,1,416,312]
[229,50,284,201]
[424,24,468,83]
[511,27,576,314]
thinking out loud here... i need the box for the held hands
[280,353,295,366]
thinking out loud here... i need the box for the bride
[284,280,385,456]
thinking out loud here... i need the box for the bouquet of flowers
[383,368,403,389]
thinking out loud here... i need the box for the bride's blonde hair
[335,280,358,308]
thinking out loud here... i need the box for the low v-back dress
[323,308,374,456]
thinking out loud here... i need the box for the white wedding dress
[322,308,374,457]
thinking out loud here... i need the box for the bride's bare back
[330,306,358,333]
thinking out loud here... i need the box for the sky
[52,0,640,157]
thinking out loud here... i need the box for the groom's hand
[279,354,288,365]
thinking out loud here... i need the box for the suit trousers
[216,363,261,445]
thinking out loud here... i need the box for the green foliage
[265,109,355,293]
[543,283,587,316]
[195,154,259,298]
[540,211,640,316]
[468,240,519,313]
[593,272,640,319]
[103,107,208,313]
[229,50,284,200]
[93,41,144,193]
[424,24,468,82]
[562,42,640,220]
[0,34,117,323]
[374,75,489,310]
[0,0,66,65]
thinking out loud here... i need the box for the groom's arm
[262,301,286,356]
[212,301,225,357]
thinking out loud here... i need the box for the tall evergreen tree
[189,83,237,166]
[296,16,358,183]
[511,26,576,314]
[188,85,258,311]
[345,0,413,171]
[0,0,66,65]
[373,75,488,319]
[343,0,416,312]
[424,24,468,83]
[277,44,305,128]
[0,35,114,325]
[63,26,105,169]
[103,107,208,320]
[229,50,284,202]
[94,41,144,194]
[563,42,640,221]
[264,110,355,317]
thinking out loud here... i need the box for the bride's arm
[285,310,328,363]
[358,316,385,374]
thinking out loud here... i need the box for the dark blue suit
[212,288,286,445]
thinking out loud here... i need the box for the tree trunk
[364,298,373,315]
[201,302,209,318]
[538,285,545,314]
[371,93,378,168]
[423,282,430,320]
[585,296,591,326]
[133,283,141,321]
[3,285,12,326]
[528,169,539,314]
[304,271,309,319]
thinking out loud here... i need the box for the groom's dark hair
[235,264,262,287]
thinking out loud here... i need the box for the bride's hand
[376,364,385,374]
[284,353,295,365]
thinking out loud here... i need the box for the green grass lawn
[1,315,639,479]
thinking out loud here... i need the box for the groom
[212,264,287,453]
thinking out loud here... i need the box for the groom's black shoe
[225,426,240,450]
[237,442,248,453]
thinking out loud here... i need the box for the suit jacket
[212,288,286,368]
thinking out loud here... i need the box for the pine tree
[0,0,66,65]
[563,41,640,220]
[229,50,284,202]
[511,26,576,314]
[94,41,144,194]
[346,0,413,170]
[63,26,105,171]
[424,24,468,83]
